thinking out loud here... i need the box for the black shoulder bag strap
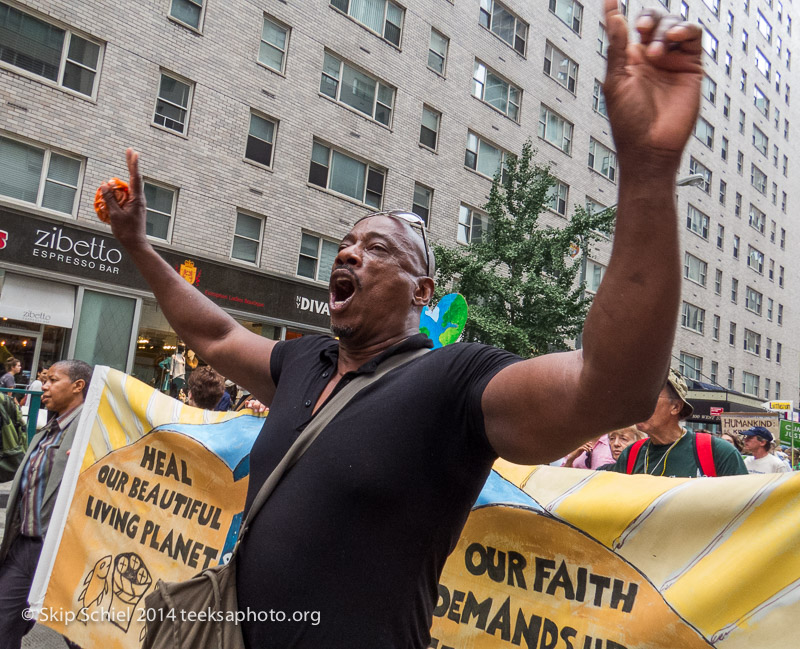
[233,345,429,550]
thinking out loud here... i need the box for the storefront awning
[0,273,76,328]
[686,388,768,422]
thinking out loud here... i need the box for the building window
[711,360,718,384]
[745,286,763,314]
[726,10,734,33]
[737,150,744,174]
[779,265,784,287]
[466,131,506,179]
[748,204,766,234]
[772,182,778,204]
[597,23,609,57]
[588,138,616,181]
[538,105,573,154]
[473,60,522,120]
[744,329,761,355]
[684,252,708,286]
[592,80,608,117]
[766,337,772,359]
[458,204,489,244]
[297,232,338,282]
[686,205,709,239]
[714,269,722,294]
[412,183,433,225]
[742,371,760,396]
[769,258,774,280]
[153,72,193,134]
[728,366,735,390]
[682,1,690,19]
[549,0,583,33]
[723,93,730,116]
[750,164,767,194]
[331,0,404,46]
[738,109,746,134]
[0,135,82,215]
[776,381,781,399]
[547,180,569,216]
[712,314,720,340]
[694,117,714,148]
[419,105,440,150]
[735,192,742,216]
[479,0,528,54]
[778,303,783,325]
[321,52,395,126]
[682,302,705,334]
[587,261,605,292]
[309,140,385,208]
[754,85,769,116]
[543,43,578,93]
[724,52,732,77]
[782,154,788,176]
[719,179,726,204]
[752,125,768,156]
[702,26,718,60]
[729,321,737,345]
[428,28,448,75]
[742,29,749,52]
[776,70,782,94]
[689,157,711,192]
[702,75,717,104]
[755,48,771,79]
[782,191,787,212]
[740,69,747,93]
[143,182,176,241]
[733,235,740,258]
[0,2,103,97]
[757,10,773,42]
[679,352,703,380]
[716,224,725,250]
[231,212,264,264]
[764,378,770,399]
[731,277,739,303]
[170,0,205,30]
[780,228,785,249]
[776,342,782,364]
[245,112,277,168]
[721,136,728,160]
[259,15,290,73]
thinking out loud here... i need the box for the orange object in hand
[94,178,129,223]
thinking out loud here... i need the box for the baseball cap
[667,368,694,419]
[741,426,773,442]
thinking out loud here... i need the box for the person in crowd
[610,370,747,477]
[0,360,92,648]
[100,2,705,645]
[21,367,47,407]
[0,357,21,390]
[720,431,745,454]
[607,426,645,461]
[741,426,791,474]
[186,366,226,410]
[562,434,614,468]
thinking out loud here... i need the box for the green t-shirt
[610,430,748,477]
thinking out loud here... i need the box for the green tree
[433,139,615,358]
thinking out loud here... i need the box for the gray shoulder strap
[236,345,429,545]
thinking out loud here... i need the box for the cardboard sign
[720,412,780,436]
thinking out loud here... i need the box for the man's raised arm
[482,0,702,464]
[101,149,278,404]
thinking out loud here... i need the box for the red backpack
[625,432,717,477]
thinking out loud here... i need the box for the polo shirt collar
[320,334,433,376]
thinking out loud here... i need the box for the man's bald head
[355,211,435,279]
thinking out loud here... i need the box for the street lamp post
[574,174,707,349]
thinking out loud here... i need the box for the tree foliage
[433,139,616,358]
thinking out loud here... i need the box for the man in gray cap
[742,426,791,474]
[611,369,747,477]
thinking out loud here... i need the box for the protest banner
[29,366,264,648]
[720,412,780,436]
[30,369,800,648]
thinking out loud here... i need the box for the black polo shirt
[237,334,520,648]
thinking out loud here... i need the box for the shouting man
[101,2,704,646]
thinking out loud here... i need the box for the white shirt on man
[745,453,791,474]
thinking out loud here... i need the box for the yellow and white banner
[30,368,799,648]
[29,367,264,648]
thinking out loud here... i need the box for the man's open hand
[603,0,702,170]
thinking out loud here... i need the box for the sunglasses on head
[355,210,431,277]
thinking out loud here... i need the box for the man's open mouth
[329,270,358,312]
